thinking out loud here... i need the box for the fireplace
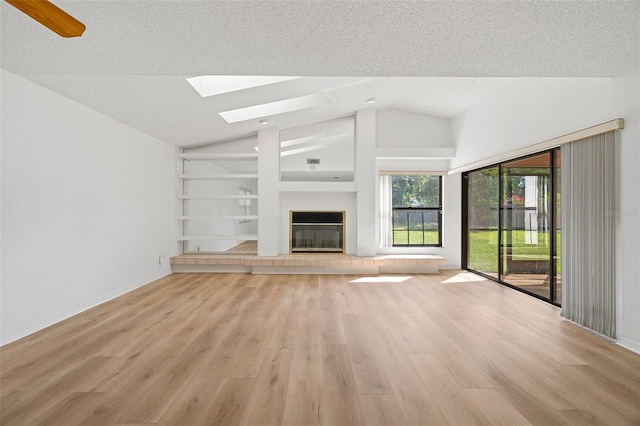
[290,211,345,253]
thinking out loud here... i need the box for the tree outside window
[390,175,442,246]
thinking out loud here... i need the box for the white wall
[356,108,377,256]
[279,117,355,179]
[612,66,640,354]
[450,78,613,169]
[449,75,640,353]
[258,127,280,256]
[1,70,178,345]
[377,108,451,148]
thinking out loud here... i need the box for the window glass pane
[392,210,409,245]
[392,175,440,207]
[422,210,440,245]
[467,167,499,277]
[500,153,552,299]
[393,209,440,246]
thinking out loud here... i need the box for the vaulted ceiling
[2,0,638,147]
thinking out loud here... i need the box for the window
[380,174,442,247]
[462,149,561,305]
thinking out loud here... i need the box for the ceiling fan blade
[5,0,85,38]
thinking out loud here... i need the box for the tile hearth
[171,253,446,274]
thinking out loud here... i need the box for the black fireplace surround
[290,211,345,253]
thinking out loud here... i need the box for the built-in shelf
[178,234,258,241]
[291,248,344,252]
[178,195,259,200]
[178,153,258,161]
[293,222,344,226]
[178,174,258,180]
[178,215,258,220]
[177,144,259,253]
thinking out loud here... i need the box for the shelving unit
[178,174,258,180]
[178,153,258,161]
[177,235,258,241]
[178,215,258,220]
[176,138,259,253]
[178,194,258,200]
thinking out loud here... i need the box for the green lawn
[391,229,561,274]
[468,230,499,273]
[393,230,439,245]
[467,229,561,273]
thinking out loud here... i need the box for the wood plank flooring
[2,270,639,425]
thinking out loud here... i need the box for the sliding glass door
[463,149,561,305]
[465,167,499,278]
[500,153,552,299]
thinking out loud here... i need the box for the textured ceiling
[1,0,639,146]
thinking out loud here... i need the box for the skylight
[186,75,299,98]
[218,93,332,124]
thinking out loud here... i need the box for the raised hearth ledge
[170,254,446,274]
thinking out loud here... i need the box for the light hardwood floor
[1,271,639,425]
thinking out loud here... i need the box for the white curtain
[379,175,393,247]
[561,131,616,338]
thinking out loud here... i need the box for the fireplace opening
[290,211,345,253]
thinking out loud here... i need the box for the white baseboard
[617,337,640,355]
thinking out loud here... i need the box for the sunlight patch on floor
[441,272,488,284]
[349,276,413,283]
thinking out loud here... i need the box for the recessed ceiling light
[219,93,332,124]
[366,97,377,104]
[186,76,300,98]
[259,119,270,125]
